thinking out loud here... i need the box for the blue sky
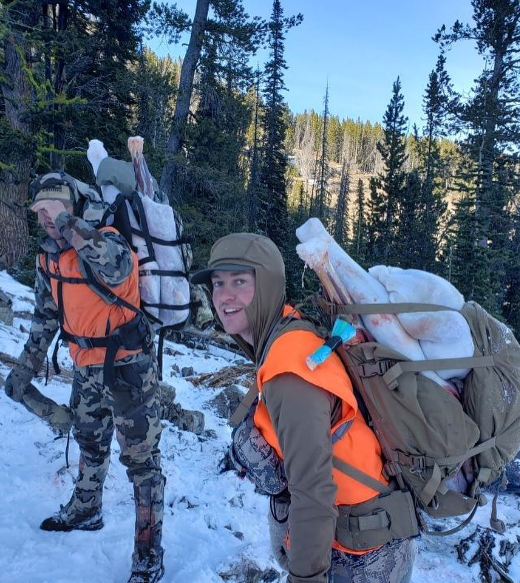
[150,1,484,128]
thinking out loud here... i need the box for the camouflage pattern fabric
[328,538,417,583]
[230,405,288,496]
[53,212,134,286]
[68,353,164,549]
[5,210,135,412]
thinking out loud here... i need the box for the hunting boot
[127,476,165,583]
[40,495,103,532]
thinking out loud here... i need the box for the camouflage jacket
[16,211,134,378]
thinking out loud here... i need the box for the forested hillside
[1,0,520,332]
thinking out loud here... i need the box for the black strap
[138,268,188,277]
[45,271,90,285]
[131,191,156,262]
[81,261,140,315]
[157,328,166,381]
[131,227,187,248]
[142,301,191,311]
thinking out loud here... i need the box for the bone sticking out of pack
[128,136,155,199]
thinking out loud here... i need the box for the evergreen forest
[1,0,520,333]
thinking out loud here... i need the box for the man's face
[211,270,255,343]
[33,200,73,240]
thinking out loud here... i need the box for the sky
[149,0,485,129]
[1,269,520,583]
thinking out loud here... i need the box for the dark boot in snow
[40,498,103,532]
[127,548,164,583]
[128,476,165,583]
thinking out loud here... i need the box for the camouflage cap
[30,171,77,209]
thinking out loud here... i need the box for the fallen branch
[190,364,254,389]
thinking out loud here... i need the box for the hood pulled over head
[192,233,286,363]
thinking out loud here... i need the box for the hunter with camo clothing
[4,172,165,583]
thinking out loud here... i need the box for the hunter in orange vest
[4,172,165,583]
[192,233,416,583]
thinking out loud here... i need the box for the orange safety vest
[254,316,388,554]
[40,226,141,367]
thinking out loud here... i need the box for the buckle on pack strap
[72,337,94,349]
[358,360,396,378]
[395,452,427,472]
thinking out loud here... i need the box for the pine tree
[247,68,262,231]
[259,0,302,250]
[373,77,409,264]
[365,176,387,264]
[435,0,520,318]
[350,179,367,264]
[333,158,350,249]
[310,83,332,228]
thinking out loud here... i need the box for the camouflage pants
[328,538,417,583]
[68,353,164,551]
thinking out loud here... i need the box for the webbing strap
[332,456,393,495]
[436,437,496,466]
[81,261,140,315]
[490,473,507,534]
[317,297,458,316]
[331,419,353,445]
[421,462,442,506]
[421,499,480,537]
[131,227,186,247]
[382,355,495,387]
[229,382,259,427]
[132,191,156,262]
[142,301,191,311]
[46,271,89,285]
[138,268,187,278]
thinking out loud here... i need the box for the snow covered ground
[0,270,519,583]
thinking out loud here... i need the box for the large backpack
[314,296,520,535]
[94,157,193,331]
[31,169,192,379]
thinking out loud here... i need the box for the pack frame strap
[317,297,459,316]
[45,271,90,285]
[437,437,496,466]
[52,278,66,375]
[229,381,259,427]
[331,456,394,496]
[382,355,495,388]
[142,301,191,311]
[138,268,188,278]
[81,261,140,315]
[420,498,481,537]
[99,192,127,227]
[131,227,187,248]
[130,191,157,263]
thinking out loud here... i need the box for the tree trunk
[160,0,210,201]
[0,18,37,269]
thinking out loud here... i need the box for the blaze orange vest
[40,226,141,367]
[254,320,388,554]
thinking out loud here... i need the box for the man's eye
[212,281,222,288]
